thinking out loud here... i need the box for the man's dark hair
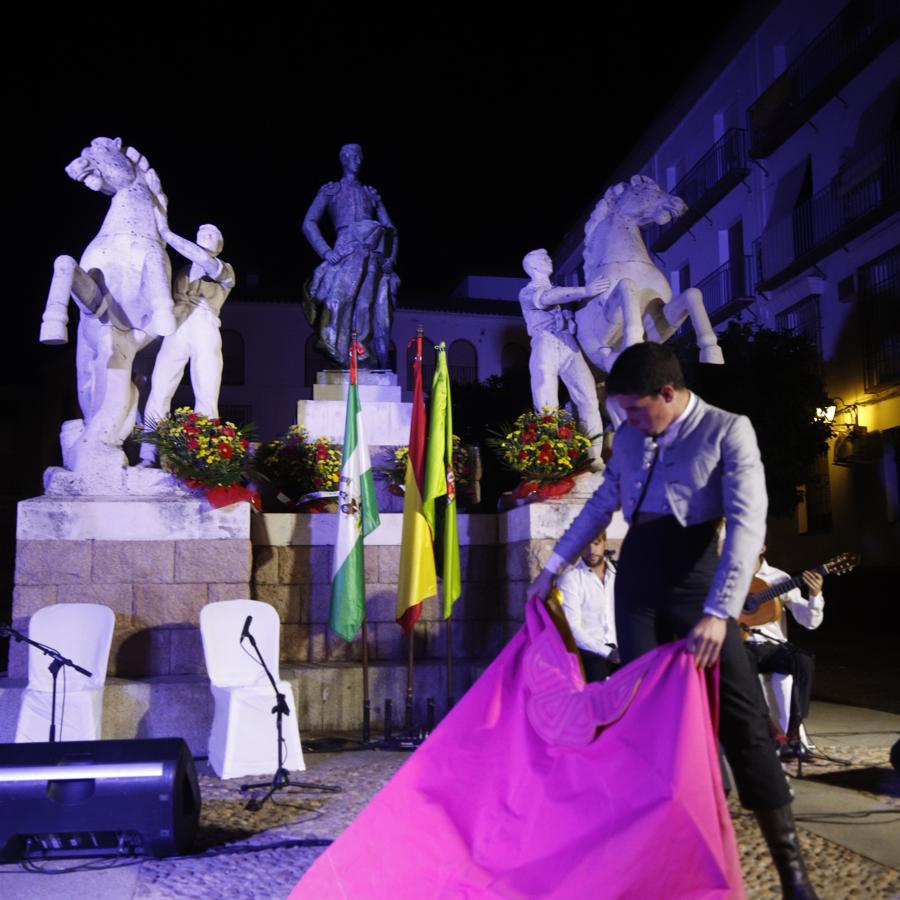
[605,342,686,396]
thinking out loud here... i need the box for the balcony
[647,129,751,253]
[860,248,900,391]
[696,255,756,323]
[747,0,900,159]
[754,133,900,291]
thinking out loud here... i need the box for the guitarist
[744,545,825,755]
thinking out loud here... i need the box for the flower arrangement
[487,408,591,484]
[384,437,469,495]
[141,407,257,507]
[252,425,342,505]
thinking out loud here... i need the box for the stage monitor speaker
[0,737,200,862]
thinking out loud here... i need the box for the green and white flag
[329,364,380,641]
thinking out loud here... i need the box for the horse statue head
[65,137,167,207]
[585,175,686,243]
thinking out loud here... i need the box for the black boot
[754,804,819,899]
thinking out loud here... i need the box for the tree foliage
[676,322,833,516]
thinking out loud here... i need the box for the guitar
[739,552,860,632]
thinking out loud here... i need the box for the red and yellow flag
[395,333,437,632]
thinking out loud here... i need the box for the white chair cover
[15,603,115,743]
[200,599,305,779]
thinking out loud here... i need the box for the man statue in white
[519,249,609,454]
[140,213,235,463]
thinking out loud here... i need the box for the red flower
[316,446,329,461]
[558,426,572,439]
[541,443,552,452]
[223,426,235,436]
[218,443,233,458]
[517,450,529,460]
[240,439,249,449]
[542,416,554,424]
[569,449,579,458]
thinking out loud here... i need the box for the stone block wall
[12,497,251,678]
[250,513,512,667]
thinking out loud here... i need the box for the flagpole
[403,325,424,735]
[446,615,454,710]
[349,332,372,743]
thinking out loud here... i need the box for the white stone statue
[139,212,235,465]
[519,249,609,452]
[576,175,724,372]
[39,137,178,476]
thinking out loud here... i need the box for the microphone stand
[237,620,341,811]
[0,622,92,742]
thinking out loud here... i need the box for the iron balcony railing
[747,0,900,158]
[696,255,756,321]
[754,133,900,290]
[861,252,900,391]
[646,129,751,253]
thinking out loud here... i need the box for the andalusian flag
[395,334,437,632]
[423,343,461,618]
[329,345,380,641]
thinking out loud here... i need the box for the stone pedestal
[12,495,252,679]
[297,369,411,445]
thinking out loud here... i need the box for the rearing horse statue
[575,175,723,372]
[40,137,178,477]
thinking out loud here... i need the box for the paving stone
[15,540,91,585]
[134,583,209,627]
[169,626,206,675]
[208,583,252,603]
[110,626,172,677]
[11,584,58,618]
[93,540,174,583]
[251,545,279,584]
[175,539,251,583]
[58,582,134,624]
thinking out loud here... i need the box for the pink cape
[291,598,744,898]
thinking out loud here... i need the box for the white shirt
[745,559,824,644]
[557,559,617,657]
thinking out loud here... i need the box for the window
[304,334,334,387]
[448,340,478,384]
[776,295,821,356]
[860,245,900,391]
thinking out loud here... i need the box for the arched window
[304,334,335,387]
[221,329,245,386]
[501,342,529,375]
[448,339,478,384]
[407,336,435,389]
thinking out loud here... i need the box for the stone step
[0,660,490,756]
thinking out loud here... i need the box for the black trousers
[745,641,816,735]
[614,516,791,811]
[578,648,617,683]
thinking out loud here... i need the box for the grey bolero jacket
[553,396,767,620]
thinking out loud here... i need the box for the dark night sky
[8,9,749,381]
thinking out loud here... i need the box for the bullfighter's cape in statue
[291,597,745,898]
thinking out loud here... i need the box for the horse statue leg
[664,287,724,364]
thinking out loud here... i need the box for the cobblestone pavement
[127,732,900,900]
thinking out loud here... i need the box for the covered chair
[200,599,305,779]
[15,603,115,743]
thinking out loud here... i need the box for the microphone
[240,615,253,642]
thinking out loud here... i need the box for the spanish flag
[395,334,437,632]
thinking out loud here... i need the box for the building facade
[553,0,900,573]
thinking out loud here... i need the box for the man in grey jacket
[529,342,817,899]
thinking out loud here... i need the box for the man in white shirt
[557,530,619,682]
[745,546,824,750]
